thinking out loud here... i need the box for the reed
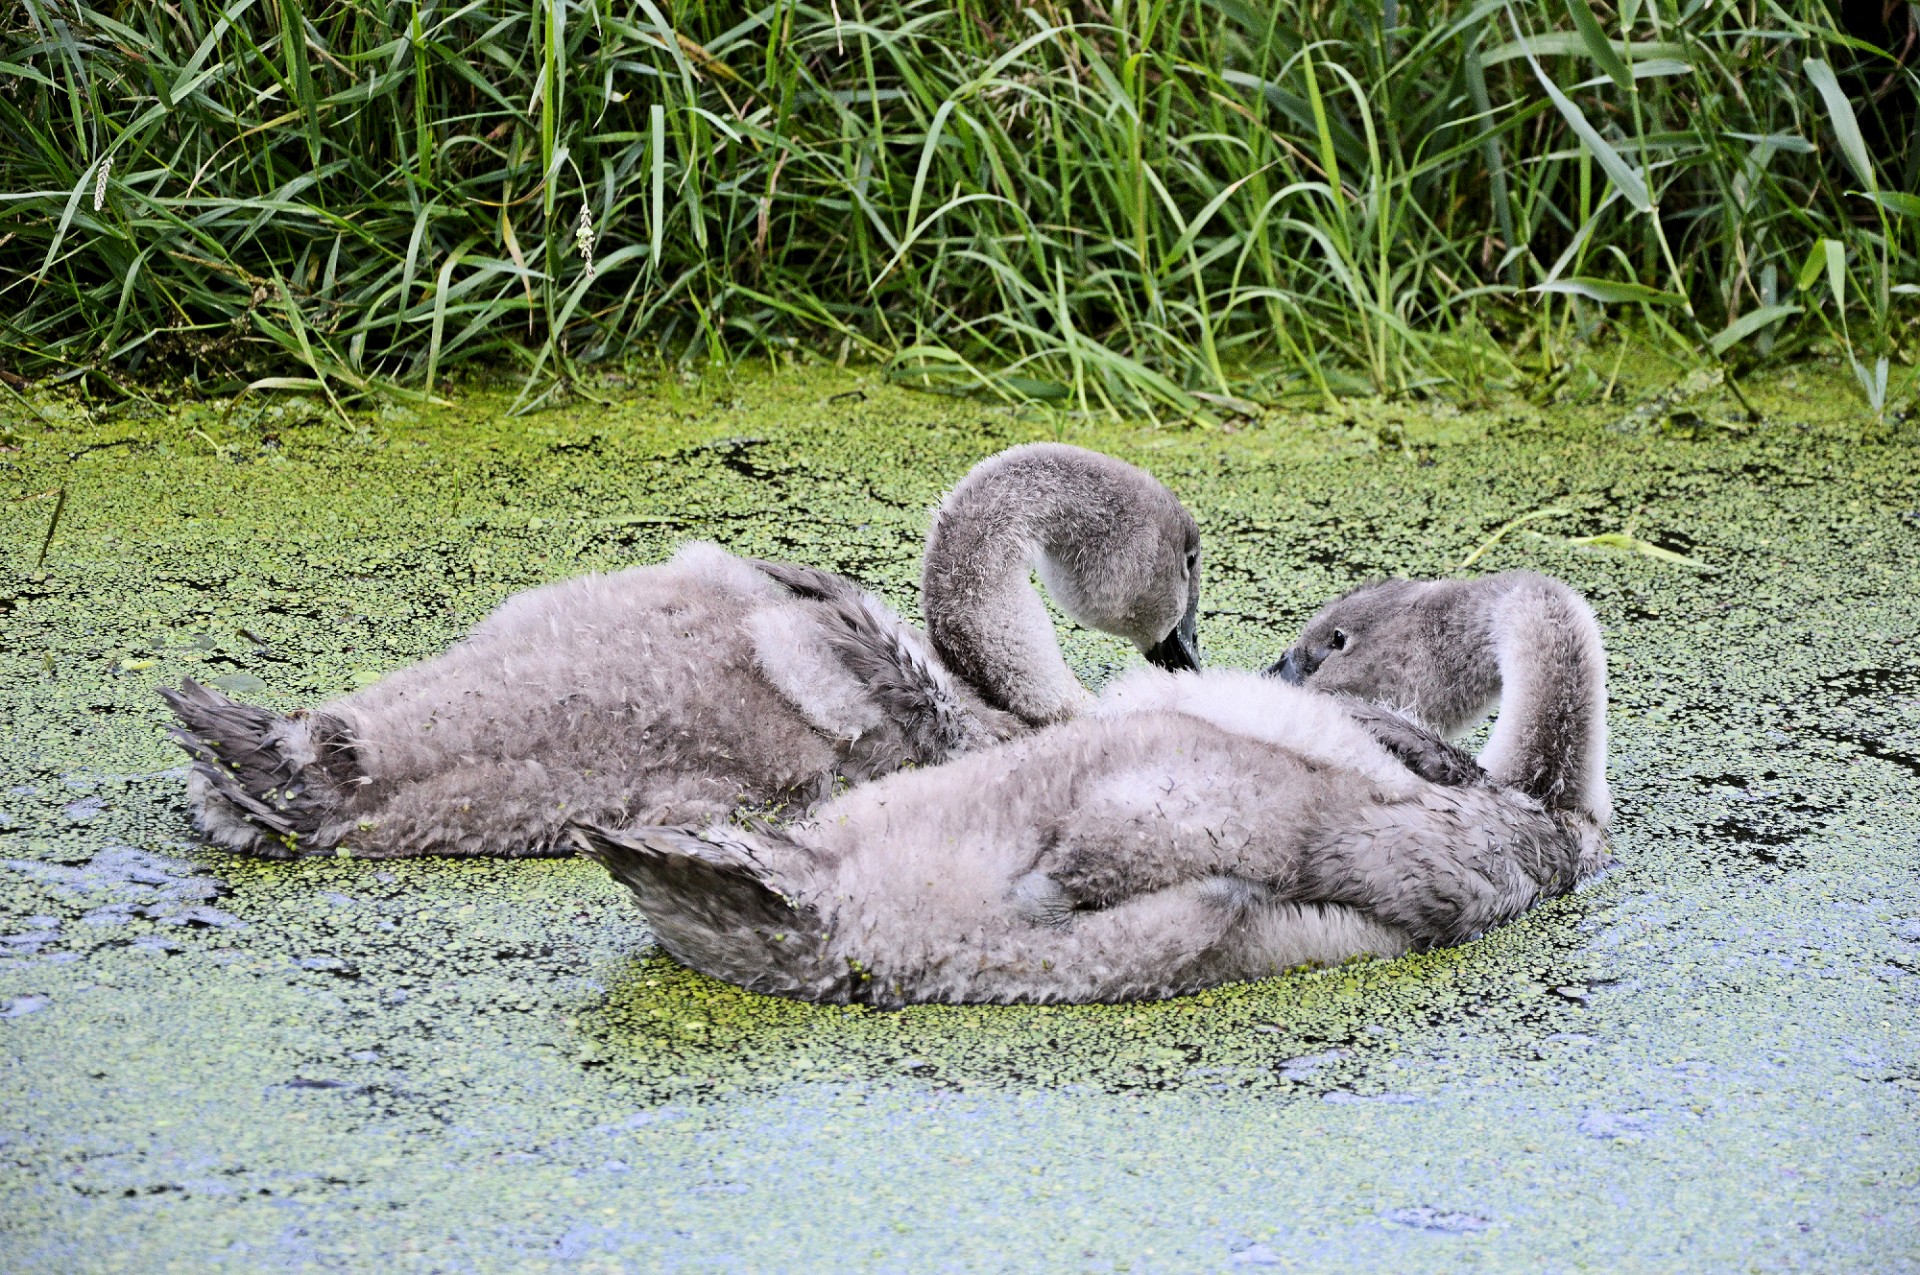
[3,0,1915,415]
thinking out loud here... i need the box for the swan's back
[810,707,1391,994]
[314,545,841,853]
[167,540,1029,857]
[839,700,1595,998]
[601,706,1383,1004]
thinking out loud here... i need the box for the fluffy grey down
[160,443,1201,858]
[574,571,1612,1005]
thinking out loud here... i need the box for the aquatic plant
[2,0,1914,413]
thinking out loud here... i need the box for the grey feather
[568,820,851,1002]
[1334,699,1488,788]
[159,445,1201,859]
[744,558,996,764]
[157,678,357,857]
[580,573,1612,1005]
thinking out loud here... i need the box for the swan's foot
[1009,871,1076,926]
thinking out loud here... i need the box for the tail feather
[569,820,848,1001]
[157,677,356,854]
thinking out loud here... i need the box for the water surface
[2,366,1916,1271]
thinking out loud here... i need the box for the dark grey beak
[1266,647,1309,684]
[1145,596,1201,672]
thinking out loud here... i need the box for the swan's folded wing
[1336,700,1488,788]
[744,558,1013,764]
[1030,725,1323,911]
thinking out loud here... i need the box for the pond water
[1,365,1916,1271]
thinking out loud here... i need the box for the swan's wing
[1336,699,1488,788]
[744,559,1005,764]
[569,820,803,926]
[569,820,849,1000]
[1027,720,1322,912]
[739,557,862,604]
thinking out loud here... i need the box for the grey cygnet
[570,570,1610,1006]
[159,443,1203,859]
[1268,571,1609,818]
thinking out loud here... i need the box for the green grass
[2,0,1916,417]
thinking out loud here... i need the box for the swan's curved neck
[920,468,1091,726]
[1471,577,1610,823]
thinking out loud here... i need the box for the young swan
[571,571,1610,1006]
[1267,571,1610,818]
[159,444,1202,859]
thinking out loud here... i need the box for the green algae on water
[1,364,1917,1273]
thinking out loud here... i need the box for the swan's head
[1266,577,1501,738]
[922,443,1204,723]
[1032,467,1203,672]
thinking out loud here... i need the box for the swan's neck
[920,475,1091,726]
[1472,577,1611,823]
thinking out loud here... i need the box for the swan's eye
[1184,550,1199,575]
[1328,629,1348,651]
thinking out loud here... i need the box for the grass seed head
[575,204,595,282]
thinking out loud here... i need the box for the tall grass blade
[1563,0,1632,90]
[277,0,321,166]
[1823,239,1848,313]
[1535,278,1682,305]
[1803,59,1877,192]
[650,103,665,271]
[1515,21,1651,213]
[1709,304,1800,354]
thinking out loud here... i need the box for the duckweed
[1,364,1916,1271]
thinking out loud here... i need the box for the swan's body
[161,444,1201,859]
[575,571,1610,1006]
